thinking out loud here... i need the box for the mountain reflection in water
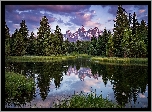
[66,66,98,81]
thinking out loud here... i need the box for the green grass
[91,56,148,66]
[53,91,122,108]
[6,55,77,62]
[5,54,91,62]
[6,55,148,66]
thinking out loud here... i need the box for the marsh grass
[5,72,35,105]
[91,57,148,65]
[53,91,122,108]
[6,55,147,66]
[6,54,91,62]
[6,55,77,62]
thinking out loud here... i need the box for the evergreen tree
[121,28,133,57]
[75,40,81,54]
[11,29,26,56]
[113,5,130,57]
[138,20,148,57]
[26,32,36,55]
[36,16,51,56]
[96,28,109,56]
[62,38,70,55]
[83,41,90,54]
[54,25,64,55]
[18,20,29,55]
[96,35,103,56]
[5,22,10,56]
[89,35,97,56]
[131,12,139,36]
[130,12,147,58]
[68,42,76,54]
[128,12,138,57]
[135,20,147,58]
[106,33,114,57]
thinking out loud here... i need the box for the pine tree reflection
[5,59,148,107]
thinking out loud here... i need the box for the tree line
[5,5,148,58]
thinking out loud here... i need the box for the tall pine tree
[54,25,64,55]
[11,29,26,56]
[18,20,29,55]
[89,35,97,56]
[113,5,130,57]
[26,32,36,55]
[36,16,51,56]
[96,28,110,56]
[106,33,114,57]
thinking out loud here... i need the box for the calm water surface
[5,58,148,108]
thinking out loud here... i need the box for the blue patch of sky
[90,5,114,31]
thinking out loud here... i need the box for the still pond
[5,58,148,108]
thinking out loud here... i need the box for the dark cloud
[70,12,95,26]
[5,5,17,12]
[90,10,95,13]
[101,5,108,8]
[5,5,91,30]
[6,10,41,25]
[107,5,118,16]
[134,5,148,10]
[108,20,112,22]
[105,5,148,23]
[5,5,91,14]
[5,5,38,13]
[106,5,136,16]
[133,5,148,22]
[5,9,56,35]
[5,10,22,24]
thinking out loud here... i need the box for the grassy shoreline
[5,54,148,65]
[91,56,148,65]
[5,55,77,62]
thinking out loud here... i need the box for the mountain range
[63,25,103,42]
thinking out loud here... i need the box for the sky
[5,5,148,36]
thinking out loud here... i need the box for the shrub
[5,72,35,106]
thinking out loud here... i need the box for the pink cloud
[139,93,146,98]
[70,12,98,27]
[85,21,101,28]
[48,17,56,23]
[139,9,145,13]
[44,5,90,12]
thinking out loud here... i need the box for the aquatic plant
[53,91,121,108]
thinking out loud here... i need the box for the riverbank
[91,56,148,66]
[5,54,148,65]
[5,55,77,62]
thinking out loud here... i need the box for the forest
[5,5,148,58]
